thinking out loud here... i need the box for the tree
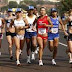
[4,0,8,4]
[57,0,72,14]
[8,1,18,8]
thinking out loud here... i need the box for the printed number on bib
[51,28,58,33]
[38,28,46,34]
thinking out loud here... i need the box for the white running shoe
[69,59,72,64]
[19,50,22,55]
[39,60,43,66]
[35,47,39,54]
[27,56,31,64]
[35,50,38,54]
[31,52,35,60]
[16,60,21,66]
[0,52,1,55]
[52,59,56,65]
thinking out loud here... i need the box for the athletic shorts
[48,32,59,41]
[6,32,16,38]
[16,34,24,40]
[37,34,48,40]
[25,31,37,38]
[0,33,3,39]
[67,33,72,41]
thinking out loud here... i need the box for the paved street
[0,31,72,72]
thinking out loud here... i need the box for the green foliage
[1,6,8,11]
[1,0,55,12]
[8,1,18,8]
[57,0,72,14]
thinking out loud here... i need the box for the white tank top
[14,19,25,27]
[26,15,36,32]
[0,19,2,27]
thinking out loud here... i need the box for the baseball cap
[28,6,34,10]
[16,8,22,12]
[8,8,13,12]
[51,8,57,12]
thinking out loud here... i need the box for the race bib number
[38,28,46,34]
[51,28,58,33]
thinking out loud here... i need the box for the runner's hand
[64,31,68,36]
[43,23,48,27]
[32,26,36,31]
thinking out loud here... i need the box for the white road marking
[59,42,67,47]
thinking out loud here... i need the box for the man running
[48,8,67,65]
[10,8,29,66]
[5,9,16,60]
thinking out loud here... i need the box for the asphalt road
[0,31,72,72]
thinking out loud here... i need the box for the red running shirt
[37,16,49,34]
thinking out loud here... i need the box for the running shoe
[69,59,72,64]
[16,60,21,66]
[39,60,43,66]
[31,52,35,60]
[0,52,1,55]
[52,59,56,65]
[27,56,31,64]
[19,50,22,55]
[35,47,39,54]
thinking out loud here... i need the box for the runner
[33,7,53,66]
[48,8,67,65]
[64,9,72,64]
[25,6,37,64]
[0,17,5,55]
[10,8,29,66]
[5,9,16,60]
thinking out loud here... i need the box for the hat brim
[29,9,34,10]
[51,10,57,12]
[16,11,21,13]
[8,11,12,12]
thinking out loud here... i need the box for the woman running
[0,18,5,55]
[25,6,37,64]
[10,8,29,66]
[5,9,16,60]
[48,8,66,65]
[64,9,72,64]
[33,7,53,66]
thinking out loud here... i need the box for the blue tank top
[49,16,59,33]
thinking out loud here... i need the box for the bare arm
[1,18,6,33]
[47,17,53,27]
[43,17,53,27]
[24,18,29,29]
[59,18,68,36]
[33,18,37,26]
[10,19,14,28]
[2,19,6,29]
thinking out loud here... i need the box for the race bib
[38,28,46,34]
[51,28,58,33]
